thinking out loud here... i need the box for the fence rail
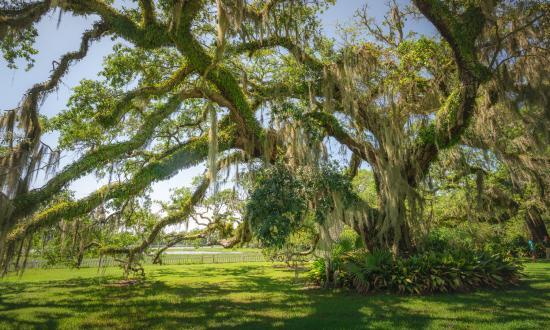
[21,253,266,270]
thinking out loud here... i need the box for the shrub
[308,258,326,284]
[308,249,523,295]
[305,228,361,286]
[483,234,530,257]
[420,227,533,258]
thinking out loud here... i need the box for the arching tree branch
[4,122,238,247]
[232,36,324,71]
[410,0,493,182]
[306,112,377,164]
[95,64,194,127]
[10,94,188,222]
[0,0,51,36]
[172,0,265,147]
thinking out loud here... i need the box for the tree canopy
[0,0,548,275]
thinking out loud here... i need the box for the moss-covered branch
[60,0,170,49]
[1,21,107,141]
[172,0,265,147]
[101,176,211,256]
[1,22,108,222]
[0,0,51,37]
[95,64,194,127]
[5,122,238,245]
[232,36,324,72]
[412,0,491,80]
[306,112,377,164]
[138,0,156,26]
[151,231,205,264]
[10,95,187,221]
[410,0,493,180]
[98,151,249,261]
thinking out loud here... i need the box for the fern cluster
[308,249,522,295]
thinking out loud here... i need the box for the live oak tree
[315,0,548,252]
[0,0,548,272]
[231,0,548,254]
[0,0,331,272]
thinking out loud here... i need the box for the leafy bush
[246,165,307,247]
[246,163,363,248]
[308,249,523,294]
[420,227,533,258]
[330,228,363,261]
[308,258,327,284]
[306,227,364,286]
[261,216,318,265]
[483,234,531,257]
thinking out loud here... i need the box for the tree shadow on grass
[0,263,549,329]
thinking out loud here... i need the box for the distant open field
[1,261,549,329]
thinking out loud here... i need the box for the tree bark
[525,206,549,242]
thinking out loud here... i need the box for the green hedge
[308,249,523,295]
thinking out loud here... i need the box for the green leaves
[246,165,307,248]
[0,26,38,70]
[310,248,523,295]
[50,79,117,149]
[101,43,184,89]
[245,163,359,247]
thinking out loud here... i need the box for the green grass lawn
[1,261,549,329]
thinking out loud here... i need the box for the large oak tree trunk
[375,166,415,255]
[525,206,549,242]
[349,198,414,255]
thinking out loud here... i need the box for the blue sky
[0,0,435,207]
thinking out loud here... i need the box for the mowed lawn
[0,261,549,329]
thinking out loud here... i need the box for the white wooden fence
[21,253,265,270]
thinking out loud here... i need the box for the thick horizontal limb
[100,150,249,258]
[95,64,194,127]
[232,36,324,71]
[61,0,171,49]
[10,94,189,221]
[5,122,238,244]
